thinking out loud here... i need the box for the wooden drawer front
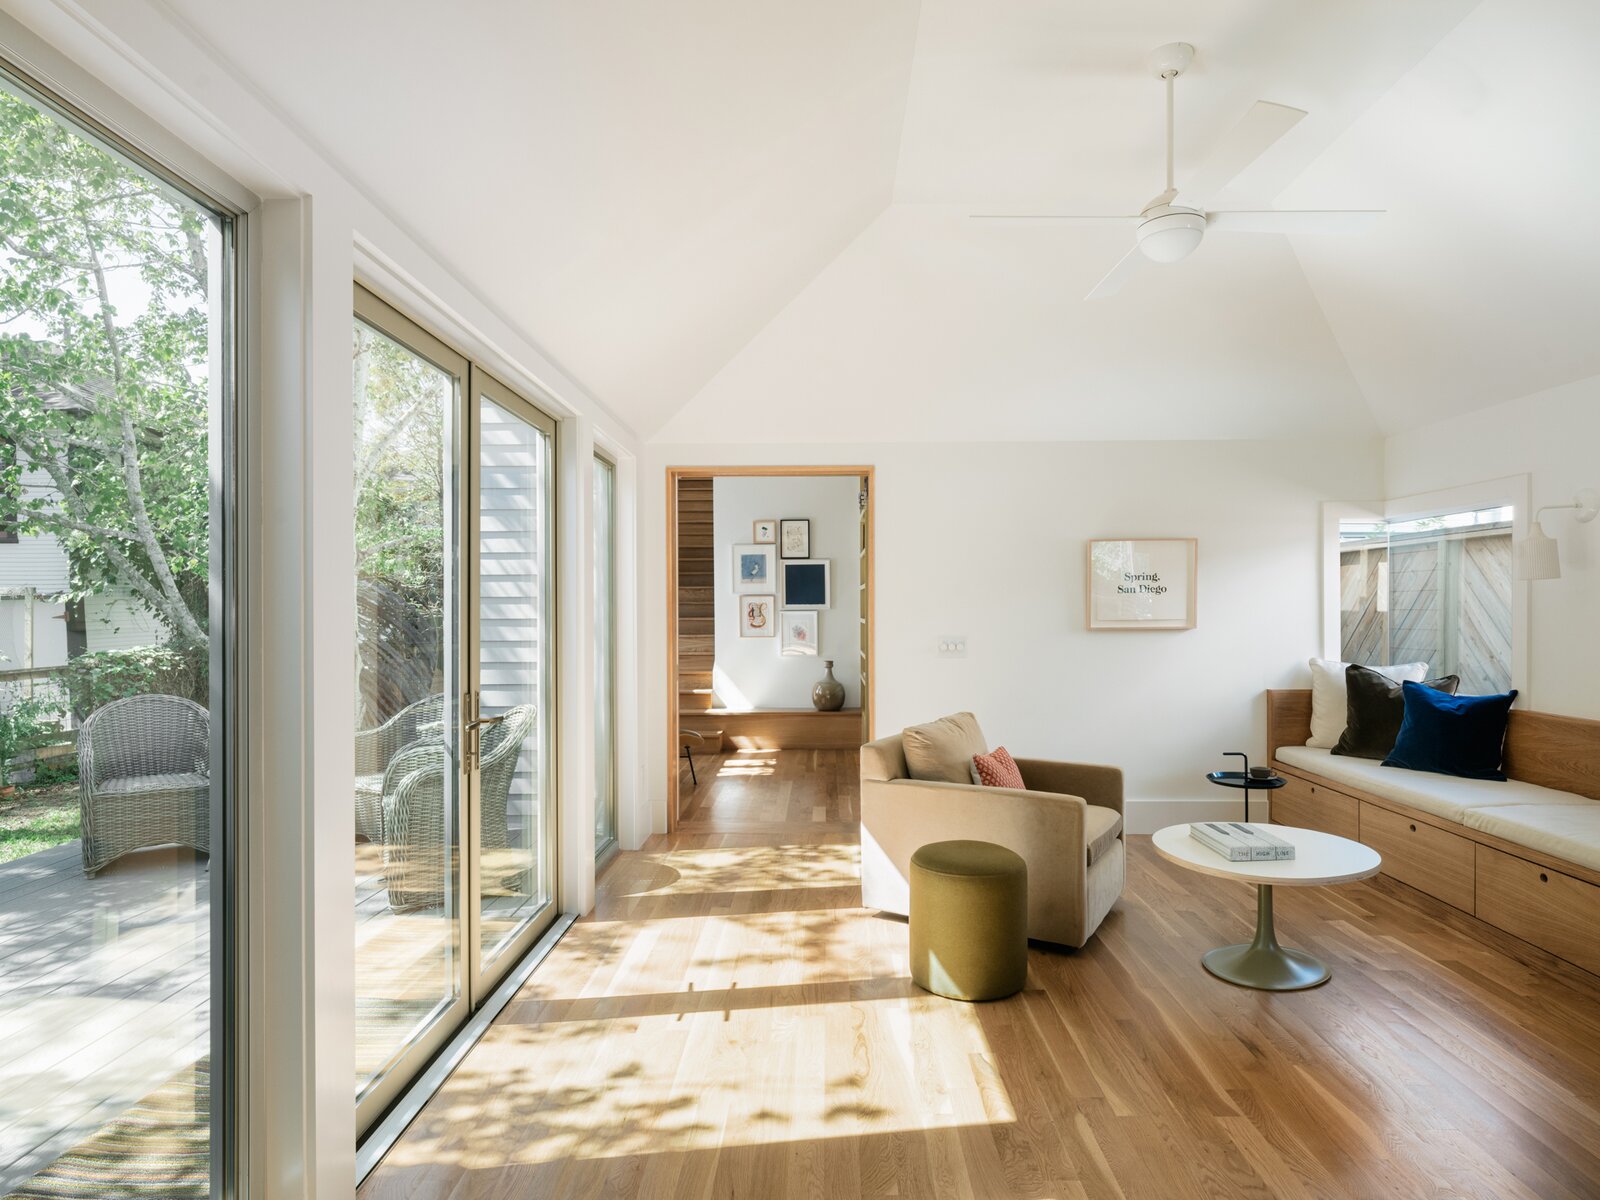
[1271,775,1359,841]
[1359,802,1476,912]
[1476,845,1600,976]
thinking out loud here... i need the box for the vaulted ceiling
[160,0,1600,442]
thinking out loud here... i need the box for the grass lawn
[0,781,80,865]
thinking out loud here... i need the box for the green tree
[0,89,211,651]
[353,322,448,724]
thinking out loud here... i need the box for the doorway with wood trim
[666,467,874,830]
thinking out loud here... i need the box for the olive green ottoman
[909,840,1028,1002]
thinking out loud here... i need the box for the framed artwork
[753,518,777,544]
[1086,538,1197,631]
[781,559,831,609]
[779,518,810,559]
[732,543,774,594]
[740,594,775,638]
[780,609,819,656]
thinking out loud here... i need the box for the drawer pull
[1540,872,1549,883]
[1409,823,1417,832]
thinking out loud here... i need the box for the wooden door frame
[666,465,876,830]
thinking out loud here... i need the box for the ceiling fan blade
[1085,245,1148,301]
[1206,209,1385,234]
[1182,100,1306,203]
[971,214,1141,224]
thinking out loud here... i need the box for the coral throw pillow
[972,746,1026,790]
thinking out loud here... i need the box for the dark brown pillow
[1332,664,1460,759]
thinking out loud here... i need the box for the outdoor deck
[0,837,521,1194]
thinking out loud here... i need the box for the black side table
[1206,752,1285,823]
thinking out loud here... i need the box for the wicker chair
[354,694,445,842]
[78,694,210,875]
[383,704,536,911]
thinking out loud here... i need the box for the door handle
[465,714,505,732]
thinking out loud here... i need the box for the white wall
[712,475,861,709]
[645,439,1384,832]
[1385,374,1600,720]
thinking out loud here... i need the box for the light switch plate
[937,636,967,658]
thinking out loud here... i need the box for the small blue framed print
[781,559,831,609]
[732,543,774,594]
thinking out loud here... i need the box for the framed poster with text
[1086,538,1197,631]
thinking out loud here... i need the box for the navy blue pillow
[1382,682,1518,780]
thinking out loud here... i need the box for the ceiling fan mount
[1148,41,1194,80]
[971,43,1385,299]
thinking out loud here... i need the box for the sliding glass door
[352,290,468,1126]
[352,289,559,1134]
[0,65,235,1196]
[470,375,557,985]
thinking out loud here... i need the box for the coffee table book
[1190,822,1296,862]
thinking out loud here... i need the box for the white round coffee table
[1152,824,1381,991]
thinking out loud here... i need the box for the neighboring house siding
[84,585,170,653]
[0,462,72,592]
[478,402,549,843]
[0,535,71,594]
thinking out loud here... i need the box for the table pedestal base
[1202,883,1329,991]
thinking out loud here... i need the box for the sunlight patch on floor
[621,843,859,897]
[380,986,1013,1168]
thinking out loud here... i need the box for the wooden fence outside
[1340,525,1512,695]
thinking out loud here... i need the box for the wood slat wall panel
[676,478,717,740]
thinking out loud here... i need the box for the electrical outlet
[937,636,967,658]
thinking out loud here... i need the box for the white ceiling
[155,0,1599,442]
[159,0,922,436]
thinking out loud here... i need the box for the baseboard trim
[1124,796,1273,836]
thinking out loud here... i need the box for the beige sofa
[860,718,1125,948]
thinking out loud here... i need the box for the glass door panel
[594,455,617,857]
[0,72,233,1197]
[472,381,556,977]
[352,293,467,1125]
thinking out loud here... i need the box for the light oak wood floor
[362,749,1600,1199]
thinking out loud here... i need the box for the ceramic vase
[812,660,845,712]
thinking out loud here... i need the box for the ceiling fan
[973,43,1384,299]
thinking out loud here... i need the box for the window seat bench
[1266,689,1600,977]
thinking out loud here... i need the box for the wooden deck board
[362,748,1600,1200]
[0,837,481,1194]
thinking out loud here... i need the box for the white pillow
[1306,657,1428,748]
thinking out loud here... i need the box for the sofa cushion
[1275,746,1592,824]
[1084,804,1123,867]
[1463,804,1600,873]
[1384,684,1518,780]
[903,712,988,784]
[1333,665,1459,760]
[971,746,1026,789]
[1308,657,1428,748]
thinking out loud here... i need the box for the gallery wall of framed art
[707,474,864,708]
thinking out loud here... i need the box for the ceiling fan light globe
[1136,209,1206,263]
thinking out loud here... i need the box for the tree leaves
[0,90,213,649]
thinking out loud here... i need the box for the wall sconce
[1516,488,1599,581]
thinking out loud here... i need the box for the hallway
[361,749,1600,1200]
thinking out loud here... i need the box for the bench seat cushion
[1275,746,1593,824]
[1463,805,1600,873]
